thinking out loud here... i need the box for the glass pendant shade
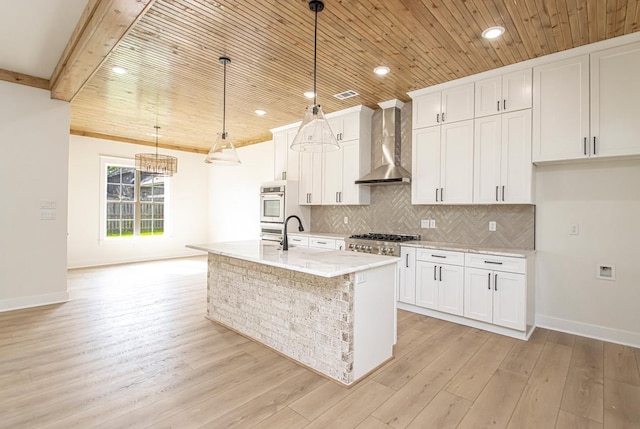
[204,131,241,164]
[290,105,339,152]
[135,125,178,177]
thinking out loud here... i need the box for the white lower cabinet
[398,246,534,339]
[287,234,345,250]
[415,249,464,316]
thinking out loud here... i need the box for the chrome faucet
[282,215,304,251]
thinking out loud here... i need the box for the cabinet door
[273,131,288,180]
[440,120,474,203]
[532,55,590,162]
[398,247,416,304]
[340,140,362,204]
[591,42,640,158]
[437,264,464,316]
[322,146,343,204]
[502,69,532,112]
[464,268,493,324]
[441,83,474,123]
[285,129,300,180]
[412,127,441,204]
[340,111,361,142]
[473,115,502,203]
[299,152,322,205]
[413,92,442,128]
[415,261,438,310]
[475,76,501,118]
[501,110,532,203]
[493,271,526,331]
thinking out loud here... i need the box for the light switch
[421,219,429,229]
[569,224,579,235]
[489,221,497,232]
[429,219,436,229]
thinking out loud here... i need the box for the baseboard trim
[0,291,69,313]
[536,314,640,348]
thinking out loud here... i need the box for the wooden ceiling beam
[0,68,49,90]
[50,0,156,101]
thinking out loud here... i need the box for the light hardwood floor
[1,256,639,429]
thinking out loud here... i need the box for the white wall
[0,81,70,310]
[67,135,209,267]
[207,141,274,242]
[535,159,640,346]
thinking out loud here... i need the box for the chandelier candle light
[135,125,178,176]
[205,57,241,164]
[290,0,340,153]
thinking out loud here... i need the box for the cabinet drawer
[309,237,336,249]
[288,235,309,247]
[464,253,526,274]
[416,248,464,266]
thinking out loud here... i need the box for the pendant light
[135,125,178,176]
[290,0,339,153]
[205,57,241,164]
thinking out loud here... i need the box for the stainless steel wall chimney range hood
[355,99,411,185]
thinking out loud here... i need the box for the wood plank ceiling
[69,0,640,153]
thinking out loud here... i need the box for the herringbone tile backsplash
[310,102,535,250]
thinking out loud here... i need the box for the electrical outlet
[343,216,349,225]
[421,219,429,229]
[569,224,579,235]
[430,219,436,229]
[489,221,497,232]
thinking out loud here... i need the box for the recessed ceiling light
[304,91,316,99]
[255,109,267,116]
[112,66,128,75]
[373,66,390,76]
[482,26,505,40]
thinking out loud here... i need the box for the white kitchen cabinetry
[590,42,640,158]
[287,234,346,250]
[272,125,300,181]
[412,120,474,204]
[532,55,590,162]
[464,254,527,331]
[413,83,475,128]
[474,110,533,203]
[398,247,416,304]
[298,151,322,205]
[475,69,532,118]
[415,249,464,316]
[299,105,372,206]
[533,42,640,162]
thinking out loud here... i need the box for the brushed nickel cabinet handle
[496,186,499,201]
[497,100,500,111]
[435,188,439,202]
[484,260,503,265]
[440,187,444,202]
[406,254,409,268]
[439,266,443,281]
[488,272,491,290]
[437,113,440,123]
[433,265,437,280]
[442,112,445,122]
[503,99,506,110]
[495,274,498,291]
[593,136,597,154]
[584,137,587,155]
[431,254,447,258]
[502,185,505,201]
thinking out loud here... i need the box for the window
[102,158,168,238]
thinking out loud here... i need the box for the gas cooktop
[348,233,420,242]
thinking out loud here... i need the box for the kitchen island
[187,240,399,386]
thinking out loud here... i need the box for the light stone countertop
[401,241,535,258]
[187,240,399,278]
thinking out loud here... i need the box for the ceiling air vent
[333,90,359,100]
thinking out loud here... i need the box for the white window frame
[99,156,172,241]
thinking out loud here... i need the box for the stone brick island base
[206,252,396,386]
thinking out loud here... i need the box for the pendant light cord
[313,6,318,108]
[222,60,227,138]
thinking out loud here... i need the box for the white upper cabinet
[272,126,300,181]
[533,42,640,163]
[474,110,533,204]
[475,69,532,118]
[413,83,474,128]
[590,42,640,158]
[532,55,590,162]
[298,105,372,206]
[412,120,474,204]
